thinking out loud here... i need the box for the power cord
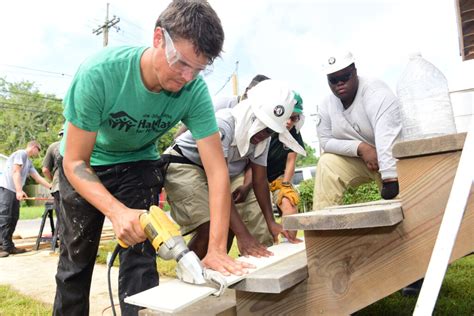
[107,244,121,316]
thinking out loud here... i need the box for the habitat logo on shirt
[109,111,172,134]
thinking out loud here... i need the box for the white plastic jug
[396,53,457,141]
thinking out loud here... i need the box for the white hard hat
[246,80,295,134]
[322,51,355,75]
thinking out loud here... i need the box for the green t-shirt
[61,46,218,166]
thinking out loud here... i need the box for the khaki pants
[312,153,382,210]
[231,174,273,247]
[164,150,272,246]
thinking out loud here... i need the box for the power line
[0,89,62,102]
[214,73,233,96]
[0,102,61,115]
[214,61,239,96]
[119,17,147,33]
[0,64,73,77]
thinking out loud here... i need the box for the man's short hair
[27,140,41,151]
[155,0,224,63]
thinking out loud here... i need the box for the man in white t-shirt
[0,141,51,257]
[313,51,401,210]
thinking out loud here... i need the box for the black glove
[381,181,399,199]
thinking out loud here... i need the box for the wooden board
[235,150,474,315]
[283,200,403,230]
[125,241,306,313]
[392,133,466,159]
[230,251,307,293]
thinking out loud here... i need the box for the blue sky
[1,0,472,150]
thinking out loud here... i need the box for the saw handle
[117,211,148,249]
[117,206,176,249]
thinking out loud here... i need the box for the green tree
[0,78,64,172]
[296,142,318,167]
[157,124,180,153]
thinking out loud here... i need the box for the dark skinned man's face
[327,65,359,107]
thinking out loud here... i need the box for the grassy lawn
[20,205,47,220]
[0,285,51,315]
[355,255,474,315]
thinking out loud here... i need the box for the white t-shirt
[0,150,38,193]
[316,77,401,179]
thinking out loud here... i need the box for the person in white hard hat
[313,51,402,210]
[163,79,304,259]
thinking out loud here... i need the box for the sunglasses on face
[289,115,300,122]
[328,70,354,85]
[161,28,213,78]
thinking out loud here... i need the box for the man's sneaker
[8,247,27,254]
[0,250,9,258]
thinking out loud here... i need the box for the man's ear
[153,27,163,48]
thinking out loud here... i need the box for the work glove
[277,182,300,207]
[381,181,399,199]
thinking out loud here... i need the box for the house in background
[453,0,474,132]
[455,0,474,61]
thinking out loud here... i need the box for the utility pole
[92,3,120,47]
[232,61,239,96]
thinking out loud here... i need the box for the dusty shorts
[164,149,209,235]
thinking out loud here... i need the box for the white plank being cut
[125,241,305,313]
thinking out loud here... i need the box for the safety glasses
[289,114,300,122]
[162,28,212,78]
[328,70,353,85]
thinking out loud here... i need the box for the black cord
[108,244,122,316]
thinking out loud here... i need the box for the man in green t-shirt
[54,1,249,315]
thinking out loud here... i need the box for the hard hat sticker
[273,105,285,117]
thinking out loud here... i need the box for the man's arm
[30,171,52,190]
[42,145,54,182]
[232,164,252,203]
[196,132,253,275]
[63,122,146,247]
[42,167,53,182]
[251,163,298,243]
[12,164,27,200]
[282,152,297,182]
[317,101,362,157]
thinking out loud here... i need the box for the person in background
[42,129,63,214]
[315,51,422,295]
[313,51,401,210]
[267,92,305,222]
[0,141,51,258]
[53,1,250,315]
[164,80,304,259]
[214,75,306,242]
